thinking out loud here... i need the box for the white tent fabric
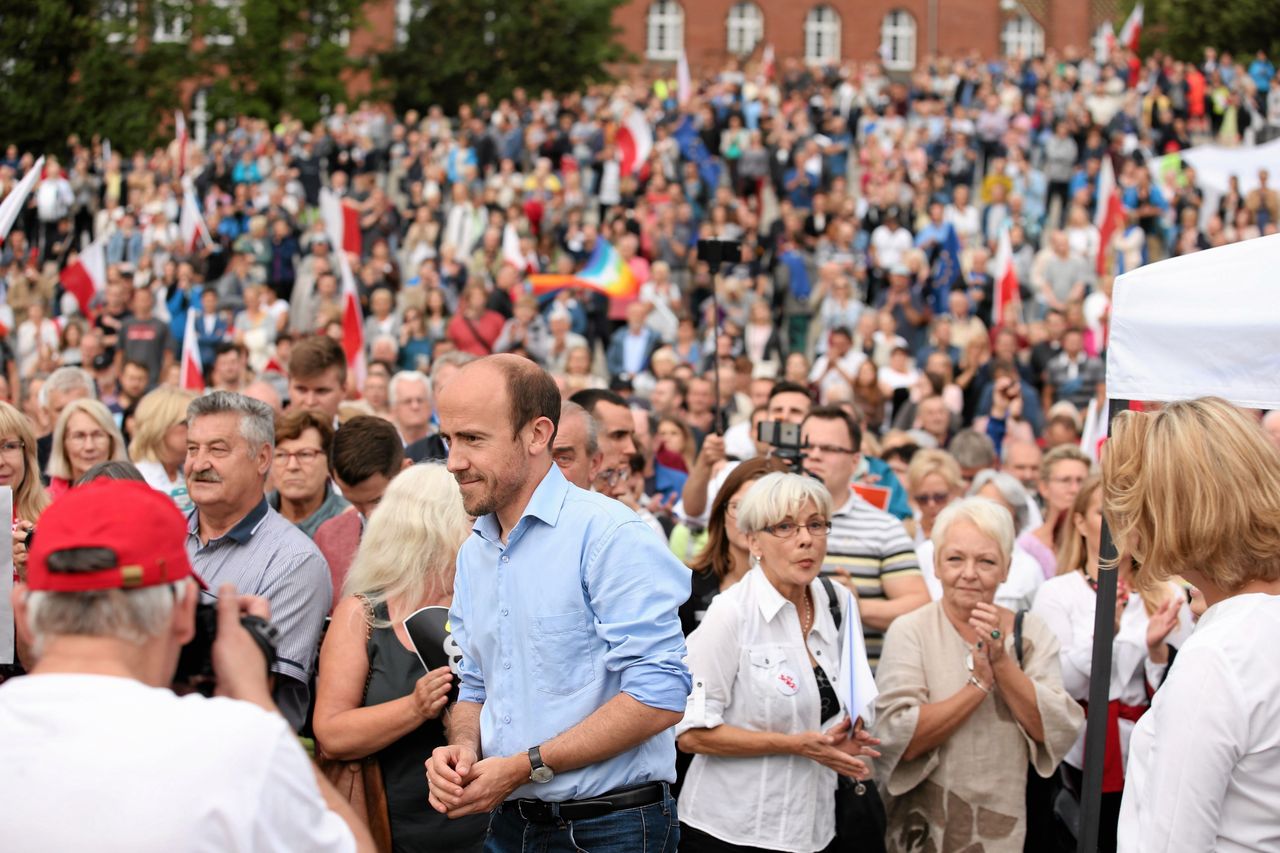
[1107,232,1280,409]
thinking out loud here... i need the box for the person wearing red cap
[0,479,374,852]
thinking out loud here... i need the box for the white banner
[1107,232,1280,408]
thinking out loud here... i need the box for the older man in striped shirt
[184,391,332,730]
[801,406,930,670]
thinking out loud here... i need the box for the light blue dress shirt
[450,463,692,802]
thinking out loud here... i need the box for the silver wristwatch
[528,746,554,784]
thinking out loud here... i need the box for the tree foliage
[380,0,630,114]
[201,0,369,126]
[1135,0,1280,64]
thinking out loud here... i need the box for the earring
[750,554,762,570]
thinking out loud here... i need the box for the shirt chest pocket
[531,610,600,696]
[741,644,804,721]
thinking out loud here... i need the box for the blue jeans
[484,785,679,853]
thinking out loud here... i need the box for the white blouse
[676,568,873,853]
[1031,571,1193,771]
[1119,593,1280,853]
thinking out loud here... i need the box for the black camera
[696,238,743,267]
[757,420,806,473]
[173,602,281,697]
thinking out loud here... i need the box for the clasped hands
[426,745,528,819]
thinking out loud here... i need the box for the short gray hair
[736,472,833,534]
[931,497,1015,570]
[39,366,96,409]
[388,370,431,407]
[968,469,1031,532]
[559,400,599,456]
[24,580,189,658]
[187,390,274,451]
[429,350,477,387]
[949,429,998,471]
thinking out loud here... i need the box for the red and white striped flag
[320,187,367,382]
[1097,20,1116,63]
[1118,3,1143,53]
[677,49,692,106]
[1094,156,1125,276]
[59,236,107,318]
[616,108,653,176]
[992,227,1019,328]
[502,222,537,274]
[0,155,44,244]
[180,307,205,391]
[175,111,188,179]
[762,44,776,82]
[179,190,211,253]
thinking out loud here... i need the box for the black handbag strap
[819,576,842,631]
[1014,608,1027,667]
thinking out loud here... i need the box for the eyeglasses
[273,448,326,465]
[802,443,856,456]
[0,440,24,456]
[914,492,952,506]
[761,520,832,539]
[67,431,110,446]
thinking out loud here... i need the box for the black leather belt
[512,782,666,824]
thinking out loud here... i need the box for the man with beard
[427,355,689,853]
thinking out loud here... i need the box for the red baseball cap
[26,479,207,593]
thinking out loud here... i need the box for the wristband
[967,675,993,695]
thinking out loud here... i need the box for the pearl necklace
[801,589,813,634]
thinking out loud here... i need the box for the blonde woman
[1018,445,1092,579]
[46,398,128,500]
[1031,476,1191,851]
[1106,399,1280,853]
[313,464,488,853]
[0,401,51,581]
[129,387,197,512]
[906,449,964,545]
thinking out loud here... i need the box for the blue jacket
[606,326,661,378]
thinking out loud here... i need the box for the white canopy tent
[1078,232,1280,851]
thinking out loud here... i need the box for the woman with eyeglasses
[874,498,1083,853]
[905,449,963,545]
[45,398,128,501]
[676,472,881,853]
[1018,444,1092,579]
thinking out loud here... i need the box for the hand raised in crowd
[697,433,725,469]
[411,666,454,721]
[1145,595,1182,664]
[211,583,275,712]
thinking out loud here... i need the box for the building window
[646,0,684,62]
[803,6,840,66]
[1001,14,1044,59]
[308,8,351,48]
[205,0,244,48]
[395,0,413,45]
[152,1,187,44]
[879,9,916,71]
[726,2,763,57]
[101,0,135,44]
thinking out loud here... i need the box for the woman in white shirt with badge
[1106,398,1280,853]
[676,472,880,853]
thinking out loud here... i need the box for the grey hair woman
[873,497,1083,853]
[676,472,880,853]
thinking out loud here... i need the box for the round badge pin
[776,671,799,696]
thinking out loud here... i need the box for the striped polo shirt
[186,498,332,727]
[823,492,922,669]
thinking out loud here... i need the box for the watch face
[530,766,555,784]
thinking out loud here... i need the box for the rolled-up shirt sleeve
[675,595,740,737]
[449,561,487,706]
[585,520,692,713]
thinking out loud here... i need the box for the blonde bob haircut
[1105,397,1280,592]
[47,398,128,482]
[906,448,964,493]
[735,471,833,535]
[0,400,50,523]
[930,497,1015,571]
[343,463,471,627]
[129,387,197,464]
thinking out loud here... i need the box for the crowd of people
[2,38,1280,853]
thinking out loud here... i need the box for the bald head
[1002,439,1043,491]
[443,354,562,444]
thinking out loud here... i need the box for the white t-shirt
[1118,593,1280,853]
[870,225,913,270]
[0,674,355,853]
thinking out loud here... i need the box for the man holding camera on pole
[0,480,373,852]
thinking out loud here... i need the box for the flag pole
[1076,397,1129,853]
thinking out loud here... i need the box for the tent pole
[1077,398,1130,853]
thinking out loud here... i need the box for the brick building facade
[611,0,1118,73]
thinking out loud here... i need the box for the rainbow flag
[529,239,638,300]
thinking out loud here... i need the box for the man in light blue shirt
[427,354,690,853]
